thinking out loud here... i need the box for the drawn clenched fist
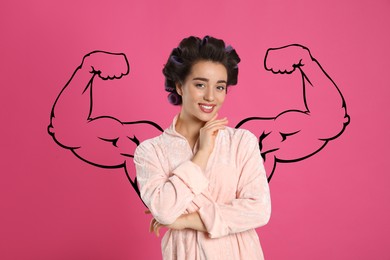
[80,50,130,80]
[264,44,313,74]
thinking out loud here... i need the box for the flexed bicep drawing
[48,44,349,200]
[48,51,163,198]
[236,44,350,181]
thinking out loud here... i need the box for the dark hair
[163,35,241,105]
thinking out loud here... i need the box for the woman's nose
[203,87,214,102]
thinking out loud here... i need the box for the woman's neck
[175,113,204,149]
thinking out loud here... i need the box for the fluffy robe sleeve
[134,139,209,225]
[198,131,271,238]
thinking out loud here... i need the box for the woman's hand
[145,210,206,237]
[192,114,228,170]
[146,210,187,237]
[197,114,228,155]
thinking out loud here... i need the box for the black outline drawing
[48,51,163,199]
[236,44,350,181]
[48,45,350,202]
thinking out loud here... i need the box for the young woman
[134,36,271,259]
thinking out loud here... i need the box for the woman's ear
[175,82,182,96]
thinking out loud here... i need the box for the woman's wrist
[191,150,211,171]
[184,212,207,232]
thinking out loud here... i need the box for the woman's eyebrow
[192,77,227,84]
[192,77,209,82]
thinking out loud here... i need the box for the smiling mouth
[199,104,215,113]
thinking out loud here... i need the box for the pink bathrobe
[134,116,271,259]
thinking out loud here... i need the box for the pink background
[1,0,389,259]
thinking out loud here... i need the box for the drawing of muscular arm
[48,51,163,195]
[236,45,350,181]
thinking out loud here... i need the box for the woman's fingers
[202,119,228,133]
[154,223,161,237]
[149,218,155,233]
[209,112,219,122]
[197,116,229,154]
[204,116,228,128]
[202,118,228,135]
[149,217,163,237]
[148,209,164,237]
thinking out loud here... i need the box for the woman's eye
[217,86,226,91]
[195,83,205,88]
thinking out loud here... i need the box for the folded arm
[137,132,270,238]
[198,132,271,238]
[134,141,210,225]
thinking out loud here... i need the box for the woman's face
[176,60,228,123]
